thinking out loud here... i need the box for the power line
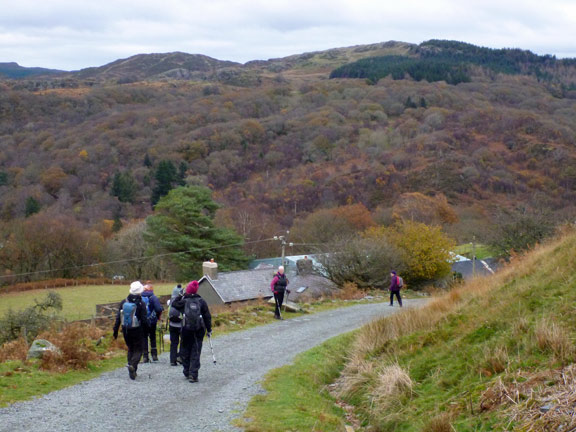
[0,238,276,280]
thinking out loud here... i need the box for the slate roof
[199,267,275,303]
[451,258,500,279]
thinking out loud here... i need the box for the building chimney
[202,259,218,280]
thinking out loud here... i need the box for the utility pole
[274,231,293,267]
[471,236,476,277]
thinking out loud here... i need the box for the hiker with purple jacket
[270,266,290,319]
[389,270,403,307]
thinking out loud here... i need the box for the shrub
[0,292,62,345]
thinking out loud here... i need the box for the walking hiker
[270,266,290,319]
[141,282,164,362]
[389,270,403,307]
[168,284,184,366]
[172,280,212,383]
[113,281,149,380]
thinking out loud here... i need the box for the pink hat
[186,280,199,295]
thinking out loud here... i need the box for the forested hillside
[1,40,575,280]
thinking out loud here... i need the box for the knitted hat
[186,280,199,295]
[391,270,397,275]
[129,281,144,295]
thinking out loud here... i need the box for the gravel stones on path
[0,300,426,432]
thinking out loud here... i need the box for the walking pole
[274,294,283,320]
[207,334,217,364]
[283,290,289,314]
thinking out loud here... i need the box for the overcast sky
[1,0,575,71]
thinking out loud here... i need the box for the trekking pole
[283,290,289,314]
[274,295,283,320]
[208,334,217,364]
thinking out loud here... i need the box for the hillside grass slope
[338,227,576,431]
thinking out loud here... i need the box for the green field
[454,243,495,260]
[0,283,176,321]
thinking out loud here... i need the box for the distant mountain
[70,52,241,82]
[0,62,64,79]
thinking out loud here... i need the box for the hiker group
[113,279,212,382]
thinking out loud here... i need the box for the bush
[318,237,405,290]
[0,291,62,345]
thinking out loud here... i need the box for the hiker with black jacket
[141,282,164,362]
[113,281,149,380]
[172,280,212,383]
[389,270,403,307]
[270,266,290,319]
[167,284,184,366]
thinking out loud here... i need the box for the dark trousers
[180,328,205,379]
[390,291,402,306]
[123,328,144,371]
[169,325,182,364]
[274,291,285,317]
[143,322,157,357]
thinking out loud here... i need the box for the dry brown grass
[534,319,574,363]
[37,323,106,371]
[369,364,413,411]
[0,338,29,362]
[482,345,510,376]
[422,412,454,432]
[333,282,366,300]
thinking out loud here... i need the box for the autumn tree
[368,221,456,285]
[392,192,458,226]
[489,207,555,258]
[291,204,375,244]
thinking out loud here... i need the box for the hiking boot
[128,365,136,380]
[142,356,150,363]
[170,362,178,366]
[176,356,183,365]
[188,377,198,383]
[152,354,158,362]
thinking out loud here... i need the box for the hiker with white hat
[113,281,150,380]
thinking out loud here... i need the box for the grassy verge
[0,283,175,321]
[335,230,576,431]
[239,332,356,432]
[0,355,126,407]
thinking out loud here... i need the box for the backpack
[121,299,141,328]
[169,301,183,323]
[141,296,156,320]
[183,297,204,331]
[397,276,404,289]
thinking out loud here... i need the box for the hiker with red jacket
[171,280,212,383]
[113,281,149,380]
[270,265,290,319]
[141,282,163,362]
[389,270,403,307]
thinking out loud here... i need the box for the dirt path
[0,300,426,432]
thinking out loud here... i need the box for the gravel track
[0,299,426,432]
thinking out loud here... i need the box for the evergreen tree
[178,161,188,186]
[110,171,137,203]
[143,153,153,168]
[151,160,178,206]
[145,186,249,279]
[25,196,41,217]
[0,171,7,186]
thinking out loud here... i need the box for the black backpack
[183,297,204,331]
